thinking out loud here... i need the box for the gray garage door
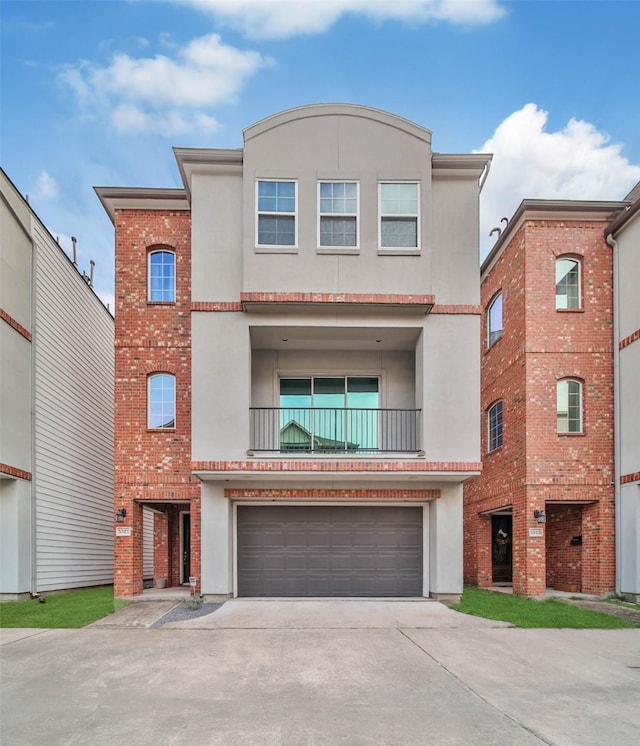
[237,505,423,597]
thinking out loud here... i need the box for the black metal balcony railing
[249,407,421,454]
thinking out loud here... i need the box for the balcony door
[279,376,379,452]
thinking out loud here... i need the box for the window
[257,180,296,247]
[487,292,503,348]
[148,374,175,429]
[557,379,582,433]
[379,182,419,248]
[318,181,358,247]
[148,250,175,302]
[279,376,379,451]
[556,257,581,309]
[488,400,503,452]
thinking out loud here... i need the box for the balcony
[249,407,422,454]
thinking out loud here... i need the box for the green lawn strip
[452,586,634,629]
[0,586,130,628]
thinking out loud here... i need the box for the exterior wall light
[115,508,127,523]
[533,509,546,524]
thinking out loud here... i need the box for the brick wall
[113,209,200,597]
[464,218,615,596]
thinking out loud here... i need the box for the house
[463,195,630,597]
[0,169,114,600]
[605,182,640,602]
[96,104,491,599]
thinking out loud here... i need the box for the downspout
[30,223,38,596]
[606,232,622,596]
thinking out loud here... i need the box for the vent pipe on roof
[71,236,78,267]
[89,260,95,288]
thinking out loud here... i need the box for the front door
[181,512,191,584]
[492,514,512,583]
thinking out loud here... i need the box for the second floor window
[379,182,419,248]
[488,400,503,452]
[557,379,582,433]
[148,373,176,429]
[148,250,175,302]
[257,180,296,247]
[487,292,503,348]
[556,257,581,309]
[319,181,358,247]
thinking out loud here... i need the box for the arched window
[488,400,503,452]
[148,249,176,302]
[555,257,581,309]
[487,292,503,348]
[148,373,176,429]
[557,379,582,433]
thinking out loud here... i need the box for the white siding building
[0,169,115,599]
[606,182,640,602]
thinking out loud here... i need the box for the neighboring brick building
[97,104,491,599]
[464,198,628,597]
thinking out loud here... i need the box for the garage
[236,505,423,597]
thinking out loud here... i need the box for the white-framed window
[555,257,582,309]
[488,400,503,452]
[256,180,297,247]
[557,379,582,433]
[148,249,175,302]
[148,373,176,430]
[487,292,503,348]
[379,182,419,249]
[318,181,359,248]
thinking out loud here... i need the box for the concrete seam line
[396,629,554,746]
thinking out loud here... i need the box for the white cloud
[177,0,506,40]
[477,104,640,257]
[35,170,59,199]
[58,34,271,134]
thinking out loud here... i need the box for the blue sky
[2,0,639,308]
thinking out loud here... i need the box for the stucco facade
[464,199,628,597]
[99,104,491,599]
[1,169,114,600]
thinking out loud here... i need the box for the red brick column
[154,511,169,588]
[114,498,144,597]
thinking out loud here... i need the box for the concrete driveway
[2,599,640,746]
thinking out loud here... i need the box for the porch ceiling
[249,325,420,351]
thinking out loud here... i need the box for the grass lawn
[452,586,635,629]
[0,586,129,629]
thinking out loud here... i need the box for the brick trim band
[191,302,243,312]
[431,305,482,315]
[620,329,640,350]
[0,463,32,481]
[225,488,440,500]
[240,292,435,306]
[193,460,482,473]
[0,309,32,341]
[621,472,640,485]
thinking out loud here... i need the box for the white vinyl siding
[143,508,155,580]
[32,222,114,591]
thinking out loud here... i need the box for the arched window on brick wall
[148,373,176,429]
[488,400,503,452]
[148,248,176,302]
[555,256,581,310]
[557,378,582,433]
[487,291,503,348]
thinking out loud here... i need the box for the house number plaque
[116,527,132,537]
[529,527,544,537]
